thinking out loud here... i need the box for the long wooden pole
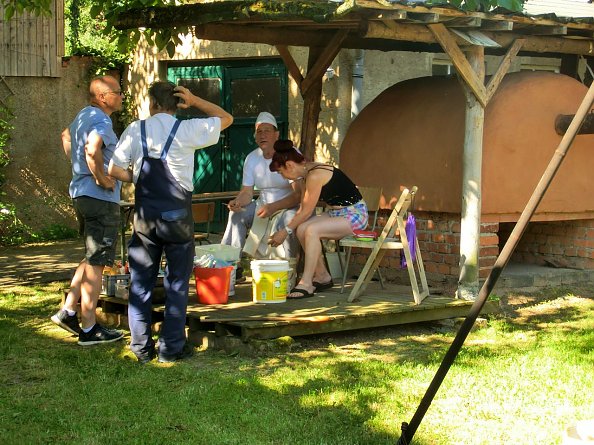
[397,77,594,445]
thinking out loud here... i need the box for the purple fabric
[401,213,417,268]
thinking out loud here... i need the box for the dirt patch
[0,239,83,287]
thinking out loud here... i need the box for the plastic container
[114,283,129,300]
[195,244,241,263]
[251,260,289,303]
[194,266,233,305]
[101,274,129,296]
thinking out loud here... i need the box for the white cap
[255,112,277,129]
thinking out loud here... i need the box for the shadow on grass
[0,239,83,286]
[496,285,594,334]
[0,284,434,445]
[4,282,592,444]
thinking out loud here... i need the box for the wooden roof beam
[275,45,304,86]
[364,21,442,44]
[381,19,399,32]
[372,10,407,21]
[407,12,440,23]
[194,23,347,47]
[428,23,487,106]
[444,17,482,28]
[481,20,513,31]
[524,25,567,36]
[364,21,594,56]
[191,22,438,52]
[300,29,349,96]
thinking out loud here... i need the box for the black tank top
[309,165,362,207]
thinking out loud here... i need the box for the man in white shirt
[222,112,300,263]
[108,81,232,363]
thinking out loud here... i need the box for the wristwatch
[285,226,293,235]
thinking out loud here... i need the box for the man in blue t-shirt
[51,75,125,346]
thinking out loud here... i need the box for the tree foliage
[2,0,525,57]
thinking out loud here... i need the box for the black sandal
[313,280,334,292]
[287,287,315,299]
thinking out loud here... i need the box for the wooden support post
[300,29,348,96]
[428,23,487,107]
[485,39,524,103]
[428,26,521,301]
[300,47,324,160]
[277,31,347,160]
[275,45,304,87]
[457,45,485,301]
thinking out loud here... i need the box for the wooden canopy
[115,0,594,158]
[116,0,594,57]
[116,0,594,298]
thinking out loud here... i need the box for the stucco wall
[2,56,93,232]
[340,71,594,220]
[127,36,432,165]
[128,35,563,167]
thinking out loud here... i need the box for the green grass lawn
[0,282,592,445]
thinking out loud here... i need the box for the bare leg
[80,263,105,329]
[63,260,86,312]
[291,214,352,298]
[312,255,332,285]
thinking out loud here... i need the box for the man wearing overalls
[109,82,233,363]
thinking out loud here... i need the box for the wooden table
[191,190,245,203]
[118,191,254,263]
[118,201,135,264]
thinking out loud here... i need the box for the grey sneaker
[78,324,124,346]
[51,309,81,335]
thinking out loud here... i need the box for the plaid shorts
[327,200,368,231]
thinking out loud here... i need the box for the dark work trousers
[127,120,194,361]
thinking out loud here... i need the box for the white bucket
[195,244,241,263]
[251,260,289,303]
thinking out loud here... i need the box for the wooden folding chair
[339,186,384,291]
[341,186,429,304]
[191,202,215,245]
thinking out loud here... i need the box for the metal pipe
[397,78,594,445]
[351,49,364,119]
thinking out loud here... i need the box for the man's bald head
[88,75,123,116]
[89,76,120,99]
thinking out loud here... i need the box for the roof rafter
[114,0,594,57]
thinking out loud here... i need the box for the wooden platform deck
[99,279,499,342]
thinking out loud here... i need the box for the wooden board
[100,279,498,341]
